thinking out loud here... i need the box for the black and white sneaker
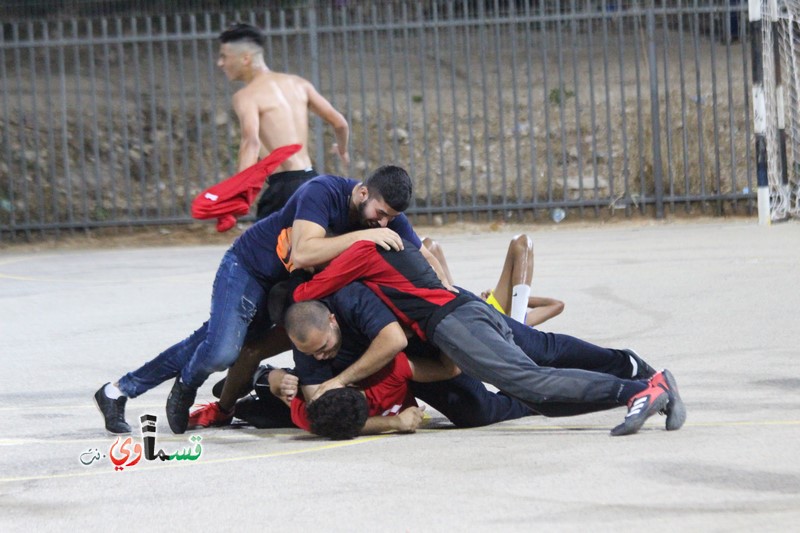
[622,348,657,380]
[94,383,131,434]
[166,377,197,434]
[610,376,670,437]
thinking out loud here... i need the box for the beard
[357,200,380,228]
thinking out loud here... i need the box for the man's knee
[510,234,533,255]
[204,346,241,374]
[421,237,441,256]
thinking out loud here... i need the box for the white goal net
[763,0,800,220]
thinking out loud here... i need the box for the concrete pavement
[1,219,798,532]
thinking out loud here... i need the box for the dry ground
[0,212,759,254]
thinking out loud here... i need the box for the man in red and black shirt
[290,239,687,437]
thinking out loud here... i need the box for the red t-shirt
[291,353,418,431]
[293,239,469,341]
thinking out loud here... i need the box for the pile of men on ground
[93,23,686,442]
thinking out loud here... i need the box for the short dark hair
[364,165,413,212]
[284,300,330,344]
[219,22,265,49]
[307,388,369,440]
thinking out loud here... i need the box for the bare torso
[237,71,314,172]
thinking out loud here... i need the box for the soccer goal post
[751,0,800,224]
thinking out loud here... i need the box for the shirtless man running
[217,22,350,219]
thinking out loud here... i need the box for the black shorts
[255,168,318,220]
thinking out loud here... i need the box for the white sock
[509,284,531,324]
[104,383,124,399]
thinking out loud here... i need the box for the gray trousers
[432,301,630,410]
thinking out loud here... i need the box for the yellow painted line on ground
[0,426,306,446]
[466,419,800,431]
[0,271,209,284]
[1,419,797,448]
[0,434,390,483]
[0,403,167,412]
[0,431,302,446]
[0,254,210,283]
[0,256,34,267]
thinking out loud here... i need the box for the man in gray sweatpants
[290,239,687,436]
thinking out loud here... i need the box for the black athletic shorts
[255,168,318,220]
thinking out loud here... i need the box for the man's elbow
[290,251,314,270]
[292,253,314,268]
[238,139,262,164]
[389,330,408,354]
[331,115,350,136]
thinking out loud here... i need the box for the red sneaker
[610,378,670,436]
[188,401,234,429]
[648,369,686,431]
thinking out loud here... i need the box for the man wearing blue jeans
[93,166,450,435]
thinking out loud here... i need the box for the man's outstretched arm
[362,406,426,434]
[231,91,263,172]
[305,80,350,166]
[290,220,403,270]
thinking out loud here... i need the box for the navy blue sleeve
[292,283,398,385]
[291,178,338,228]
[388,213,422,248]
[329,283,398,343]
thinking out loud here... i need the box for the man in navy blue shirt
[230,282,534,431]
[93,166,449,435]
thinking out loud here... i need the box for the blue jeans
[118,249,269,397]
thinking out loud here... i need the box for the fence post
[647,0,664,219]
[308,6,324,169]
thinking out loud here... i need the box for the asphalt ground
[1,219,799,532]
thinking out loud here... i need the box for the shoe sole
[93,392,131,435]
[660,369,687,431]
[610,392,670,437]
[166,400,188,434]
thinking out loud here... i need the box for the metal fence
[0,0,754,240]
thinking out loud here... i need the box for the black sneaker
[94,383,131,434]
[649,369,687,431]
[622,348,657,380]
[211,377,226,399]
[610,378,670,437]
[252,365,276,399]
[234,394,295,429]
[166,377,197,434]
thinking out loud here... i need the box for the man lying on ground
[287,239,687,437]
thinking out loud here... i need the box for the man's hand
[330,143,350,166]
[393,405,426,433]
[279,373,299,403]
[357,228,404,251]
[310,376,346,402]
